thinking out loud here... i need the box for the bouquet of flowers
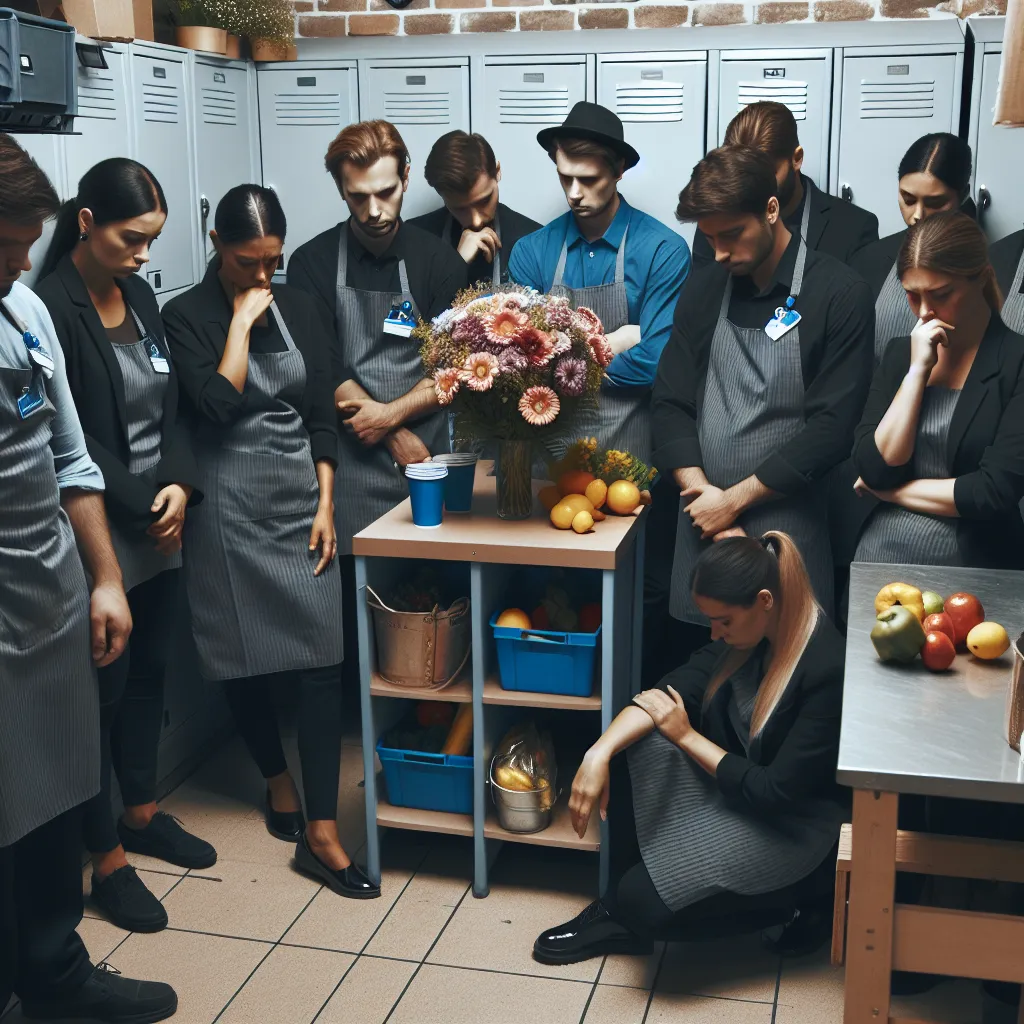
[416,285,611,445]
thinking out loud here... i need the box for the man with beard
[653,145,872,638]
[692,102,878,266]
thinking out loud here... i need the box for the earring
[79,232,89,242]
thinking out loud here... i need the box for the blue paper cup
[406,464,448,528]
[435,453,478,513]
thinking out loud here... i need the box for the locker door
[719,55,830,186]
[132,53,195,296]
[974,50,1023,243]
[363,62,469,219]
[194,62,253,263]
[16,134,63,288]
[64,46,131,197]
[598,57,705,241]
[837,54,958,237]
[478,57,587,227]
[258,66,358,258]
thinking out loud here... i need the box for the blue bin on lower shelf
[490,612,601,698]
[376,739,473,814]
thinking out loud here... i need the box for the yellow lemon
[966,621,1010,660]
[572,510,595,534]
[549,502,577,530]
[538,485,562,511]
[561,493,595,516]
[585,478,608,509]
[606,479,641,515]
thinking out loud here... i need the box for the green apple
[922,590,945,616]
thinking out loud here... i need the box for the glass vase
[495,441,533,521]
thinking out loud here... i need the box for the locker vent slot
[273,92,343,126]
[142,82,180,124]
[615,81,684,122]
[77,70,117,119]
[498,86,569,124]
[383,89,451,125]
[858,79,935,119]
[736,80,808,120]
[201,86,237,126]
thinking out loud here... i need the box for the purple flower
[554,357,588,397]
[499,347,529,373]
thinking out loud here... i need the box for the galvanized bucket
[366,585,471,691]
[489,756,556,834]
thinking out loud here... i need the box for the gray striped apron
[627,636,844,912]
[108,305,181,593]
[670,216,834,623]
[549,220,652,463]
[0,311,99,846]
[855,387,963,566]
[444,209,502,289]
[333,228,450,556]
[1000,244,1024,334]
[183,302,343,682]
[874,259,917,364]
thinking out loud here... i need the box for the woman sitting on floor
[533,531,846,964]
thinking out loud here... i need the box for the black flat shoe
[91,865,168,934]
[265,790,305,843]
[118,812,217,870]
[293,835,380,899]
[21,962,177,1022]
[533,900,652,965]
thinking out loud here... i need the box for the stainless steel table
[840,563,1024,1024]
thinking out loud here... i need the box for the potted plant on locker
[233,0,296,62]
[173,0,231,54]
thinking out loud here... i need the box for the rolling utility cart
[353,462,647,898]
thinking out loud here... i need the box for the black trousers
[0,805,93,1010]
[223,663,344,822]
[602,754,830,942]
[82,569,180,854]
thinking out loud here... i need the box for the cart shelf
[370,672,472,703]
[376,802,474,837]
[483,799,600,851]
[482,676,601,711]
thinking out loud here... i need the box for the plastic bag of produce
[492,722,556,810]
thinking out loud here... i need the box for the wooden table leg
[844,789,899,1023]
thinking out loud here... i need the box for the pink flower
[551,330,572,356]
[452,314,487,346]
[553,357,588,398]
[499,347,529,373]
[545,303,574,330]
[460,351,500,392]
[518,326,555,367]
[575,306,603,334]
[485,309,529,345]
[519,386,561,427]
[587,333,613,369]
[433,367,461,405]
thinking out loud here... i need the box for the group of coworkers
[3,87,1024,1023]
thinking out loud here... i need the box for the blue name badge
[383,301,415,338]
[765,303,801,341]
[148,341,170,374]
[17,374,46,419]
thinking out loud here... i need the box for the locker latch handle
[200,195,210,223]
[841,184,853,203]
[978,186,991,214]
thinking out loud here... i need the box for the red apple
[923,612,956,646]
[921,631,956,672]
[945,592,986,649]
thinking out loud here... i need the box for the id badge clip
[22,329,54,378]
[148,341,170,374]
[383,300,415,338]
[17,373,46,419]
[764,297,801,342]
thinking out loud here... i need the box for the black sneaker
[118,812,216,870]
[533,900,652,965]
[21,962,177,1022]
[91,865,168,933]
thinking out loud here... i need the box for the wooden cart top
[353,461,646,570]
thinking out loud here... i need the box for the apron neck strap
[337,223,349,292]
[269,300,298,352]
[126,302,147,341]
[398,258,411,299]
[718,230,810,319]
[552,211,630,289]
[1011,240,1024,298]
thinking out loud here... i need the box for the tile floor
[1,730,990,1024]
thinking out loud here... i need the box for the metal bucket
[1008,631,1024,752]
[366,585,471,691]
[489,757,555,834]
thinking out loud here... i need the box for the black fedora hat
[536,101,640,170]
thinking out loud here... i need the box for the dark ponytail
[898,133,973,208]
[38,157,166,280]
[214,184,287,245]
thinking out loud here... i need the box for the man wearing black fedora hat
[508,101,689,466]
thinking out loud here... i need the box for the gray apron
[183,302,343,682]
[670,210,834,624]
[855,387,962,566]
[333,226,450,556]
[550,219,652,462]
[108,305,181,593]
[873,260,917,364]
[0,307,99,846]
[444,209,502,289]
[1000,244,1024,334]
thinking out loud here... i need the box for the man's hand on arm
[676,469,775,541]
[386,428,431,468]
[605,324,642,357]
[336,378,440,452]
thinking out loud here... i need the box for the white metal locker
[476,56,588,227]
[598,54,705,243]
[835,53,960,237]
[258,65,358,259]
[131,50,196,296]
[718,51,832,190]
[361,59,470,219]
[193,60,255,264]
[15,133,64,288]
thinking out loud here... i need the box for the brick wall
[292,0,1003,38]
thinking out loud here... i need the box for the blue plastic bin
[490,612,601,697]
[375,739,473,814]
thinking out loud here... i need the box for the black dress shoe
[265,790,305,843]
[91,865,168,933]
[533,900,652,966]
[118,812,217,870]
[21,962,177,1022]
[763,906,832,958]
[293,835,380,899]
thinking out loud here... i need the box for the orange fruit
[496,608,531,629]
[538,485,562,511]
[558,469,595,497]
[606,479,641,515]
[571,510,594,534]
[550,502,576,530]
[585,478,608,509]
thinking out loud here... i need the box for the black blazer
[692,176,879,267]
[660,616,847,814]
[162,264,337,467]
[852,315,1024,568]
[35,256,202,537]
[849,229,905,301]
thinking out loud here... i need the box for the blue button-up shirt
[507,197,690,388]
